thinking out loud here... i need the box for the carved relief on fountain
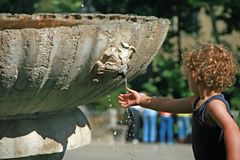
[94,41,135,76]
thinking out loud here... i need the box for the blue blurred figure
[177,113,191,143]
[143,108,157,143]
[159,112,174,145]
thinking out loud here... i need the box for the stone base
[0,107,91,160]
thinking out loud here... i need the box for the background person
[142,108,157,143]
[177,113,192,143]
[159,111,174,145]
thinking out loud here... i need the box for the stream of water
[105,78,137,159]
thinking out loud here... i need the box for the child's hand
[118,88,142,108]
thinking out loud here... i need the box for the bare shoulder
[207,99,228,114]
[207,99,232,128]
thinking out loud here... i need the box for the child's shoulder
[207,94,228,108]
[206,95,231,120]
[204,95,230,126]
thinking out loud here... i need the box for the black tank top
[192,94,232,160]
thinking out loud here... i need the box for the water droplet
[93,78,99,82]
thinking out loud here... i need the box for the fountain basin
[0,13,170,117]
[0,13,170,159]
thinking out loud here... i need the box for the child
[118,42,240,160]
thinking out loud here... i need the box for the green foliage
[34,0,83,13]
[92,0,129,13]
[88,85,126,111]
[142,82,158,94]
[0,0,38,13]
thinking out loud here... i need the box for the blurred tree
[92,0,129,13]
[0,0,84,13]
[80,0,96,13]
[187,0,240,110]
[34,0,84,13]
[0,0,39,13]
[188,0,240,43]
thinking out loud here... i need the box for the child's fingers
[118,94,129,100]
[119,93,133,99]
[118,97,127,103]
[118,94,124,99]
[118,100,129,108]
[126,87,135,93]
[126,88,139,97]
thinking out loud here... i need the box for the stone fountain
[0,13,170,159]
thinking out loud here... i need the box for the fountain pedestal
[0,108,91,160]
[0,13,169,159]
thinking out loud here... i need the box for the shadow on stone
[0,108,91,160]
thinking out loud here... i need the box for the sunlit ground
[63,141,194,160]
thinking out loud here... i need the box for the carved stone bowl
[0,13,170,117]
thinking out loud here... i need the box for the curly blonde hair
[181,42,239,92]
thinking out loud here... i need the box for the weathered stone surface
[0,13,170,117]
[0,107,91,159]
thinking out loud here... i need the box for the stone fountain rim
[0,13,170,30]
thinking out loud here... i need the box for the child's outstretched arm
[207,100,240,160]
[118,88,195,113]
